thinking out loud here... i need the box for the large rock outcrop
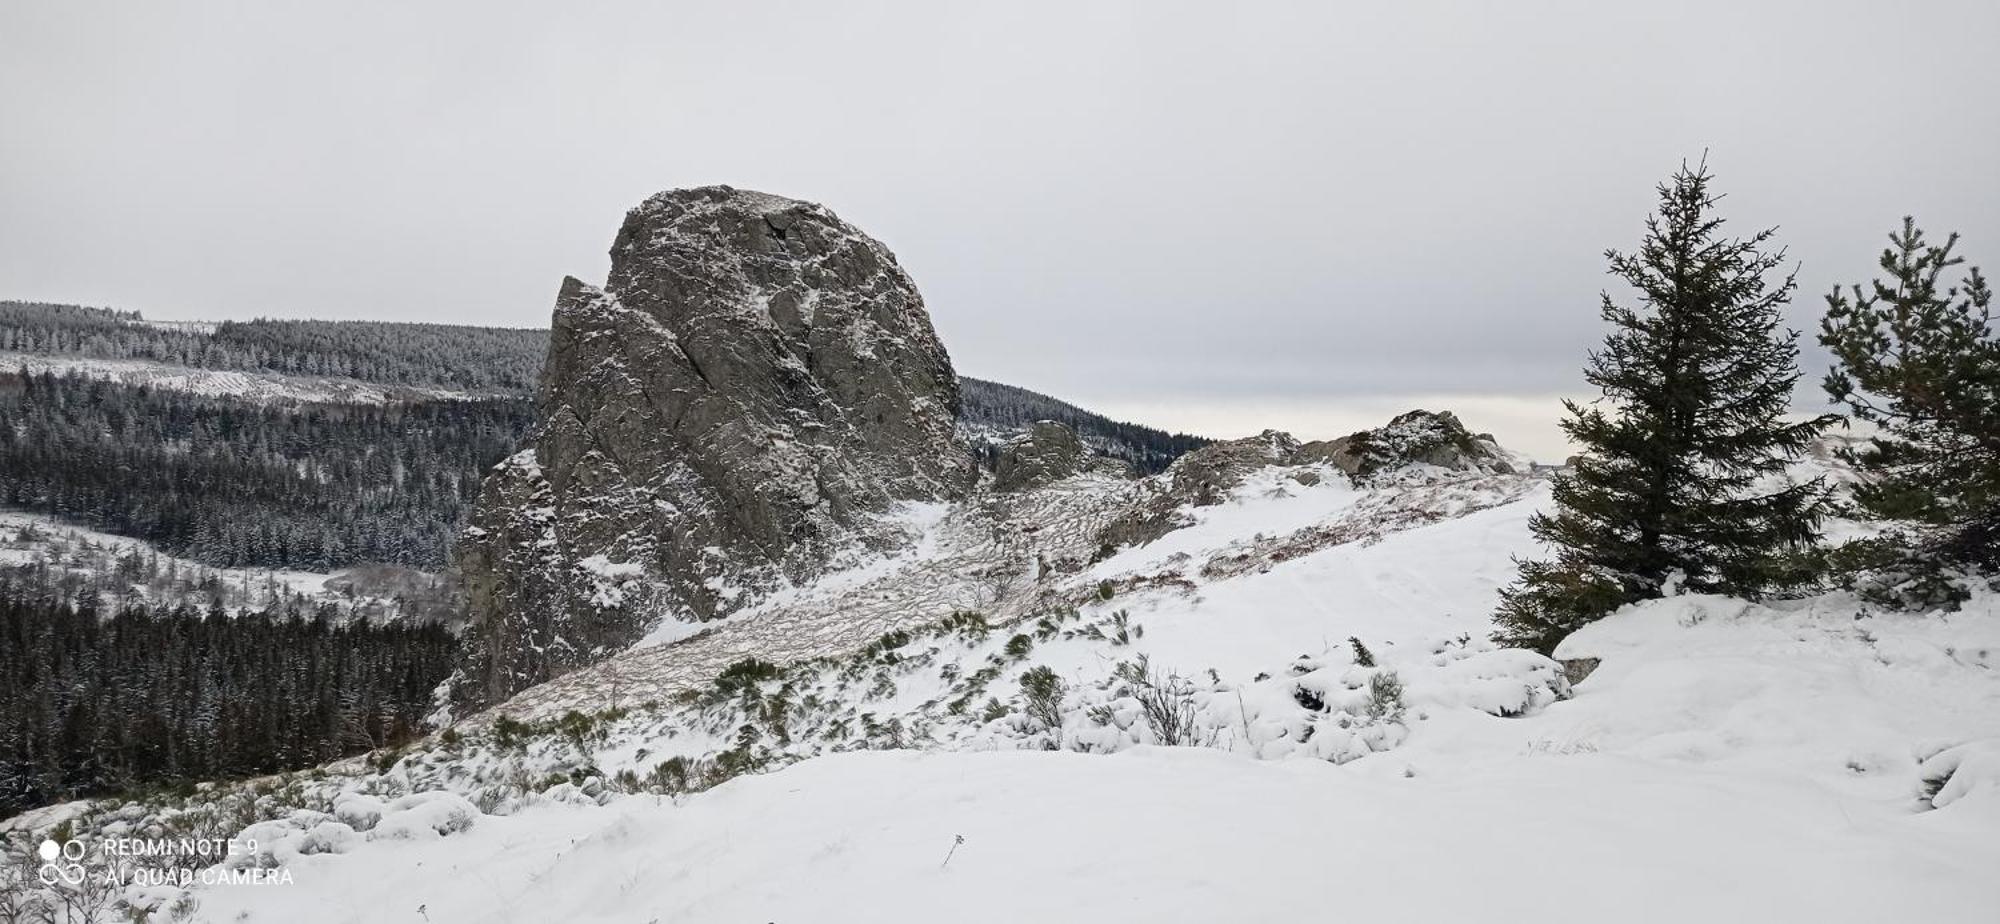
[456,186,975,707]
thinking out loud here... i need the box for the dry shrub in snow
[1113,656,1205,746]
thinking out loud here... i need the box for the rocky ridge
[481,412,1537,723]
[451,187,1526,717]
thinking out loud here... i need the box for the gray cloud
[4,1,1996,460]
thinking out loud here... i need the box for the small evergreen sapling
[1366,671,1406,723]
[1820,218,1999,601]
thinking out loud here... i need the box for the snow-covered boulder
[1297,409,1518,481]
[368,791,479,841]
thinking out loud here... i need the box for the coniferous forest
[0,576,455,816]
[0,302,548,393]
[0,371,535,571]
[958,377,1210,474]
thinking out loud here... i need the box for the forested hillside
[0,574,455,816]
[959,377,1209,474]
[0,302,546,393]
[0,511,464,625]
[0,303,1212,477]
[0,371,534,571]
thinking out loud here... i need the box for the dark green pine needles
[1821,219,2000,593]
[1495,162,1836,652]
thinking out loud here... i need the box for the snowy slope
[11,448,1999,923]
[0,352,496,404]
[181,590,2000,924]
[0,510,448,624]
[480,462,1540,724]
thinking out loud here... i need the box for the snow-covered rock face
[1100,415,1515,549]
[448,194,1516,716]
[1298,408,1518,481]
[456,187,975,709]
[991,420,1093,491]
[480,439,1542,724]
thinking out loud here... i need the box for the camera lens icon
[36,839,86,887]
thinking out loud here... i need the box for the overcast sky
[4,1,1996,460]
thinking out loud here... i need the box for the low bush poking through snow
[1019,665,1067,739]
[1918,738,2000,809]
[1111,656,1207,747]
[1366,671,1406,722]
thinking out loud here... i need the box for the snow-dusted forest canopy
[0,372,534,571]
[0,302,547,393]
[0,576,455,817]
[0,302,1214,472]
[958,377,1209,474]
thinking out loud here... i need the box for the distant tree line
[959,376,1210,475]
[0,371,534,571]
[0,302,547,393]
[0,577,455,817]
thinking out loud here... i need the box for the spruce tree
[1820,219,1999,599]
[1495,162,1837,652]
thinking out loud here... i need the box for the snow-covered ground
[11,449,1998,922]
[184,591,2000,923]
[484,461,1538,723]
[0,352,496,404]
[0,509,447,623]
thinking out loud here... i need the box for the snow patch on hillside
[0,509,446,623]
[0,352,495,405]
[493,465,1537,722]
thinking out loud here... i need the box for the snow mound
[366,792,479,841]
[1921,738,2000,809]
[1549,591,2000,782]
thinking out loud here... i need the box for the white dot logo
[35,839,86,887]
